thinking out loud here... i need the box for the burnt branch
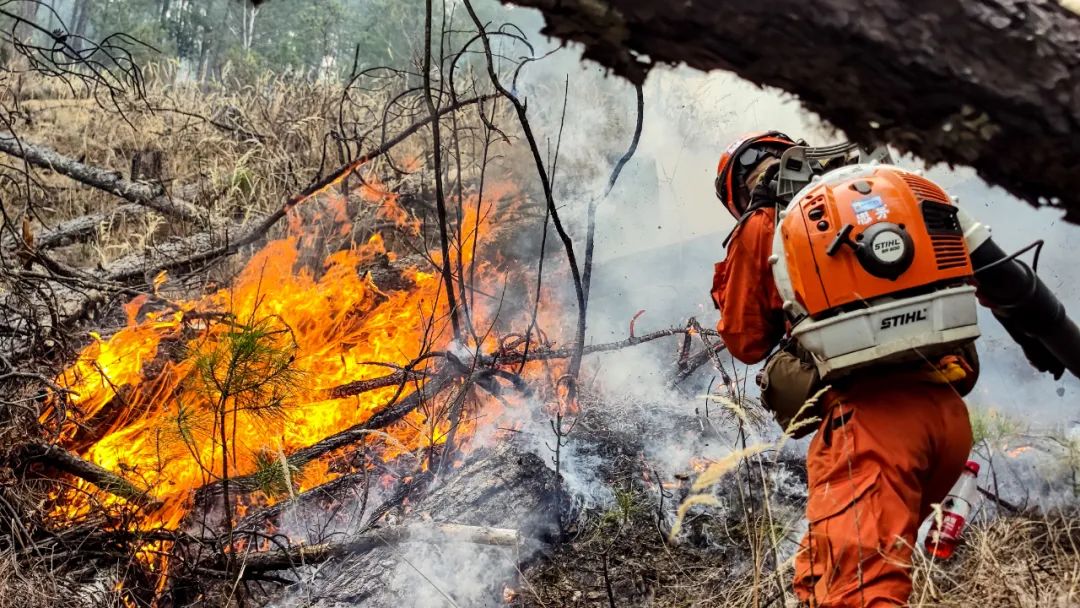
[328,369,429,399]
[1,203,146,252]
[422,0,463,341]
[461,0,588,389]
[200,373,456,496]
[489,325,720,365]
[13,440,158,508]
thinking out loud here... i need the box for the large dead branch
[269,373,453,473]
[220,523,521,574]
[487,326,720,365]
[38,204,146,250]
[502,0,1080,221]
[14,440,157,508]
[0,132,205,223]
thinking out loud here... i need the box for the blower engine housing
[771,163,980,378]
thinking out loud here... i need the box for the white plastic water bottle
[925,460,980,559]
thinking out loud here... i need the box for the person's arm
[712,211,786,364]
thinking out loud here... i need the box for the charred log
[198,373,456,497]
[499,0,1080,221]
[24,204,146,250]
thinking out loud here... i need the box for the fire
[41,172,537,536]
[688,456,712,473]
[1005,445,1033,458]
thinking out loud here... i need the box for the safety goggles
[737,146,777,169]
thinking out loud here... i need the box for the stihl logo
[880,309,928,329]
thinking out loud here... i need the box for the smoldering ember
[0,1,1078,607]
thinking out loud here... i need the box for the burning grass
[0,59,573,603]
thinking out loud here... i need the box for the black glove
[995,312,1065,380]
[750,162,781,203]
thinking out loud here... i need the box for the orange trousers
[793,374,973,607]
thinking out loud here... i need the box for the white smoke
[386,536,518,607]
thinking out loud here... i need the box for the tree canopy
[8,0,460,81]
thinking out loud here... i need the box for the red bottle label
[938,512,965,540]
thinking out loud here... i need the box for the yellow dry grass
[2,63,432,269]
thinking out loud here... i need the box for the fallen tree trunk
[265,442,558,607]
[0,132,206,223]
[500,0,1080,221]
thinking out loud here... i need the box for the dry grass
[911,510,1080,607]
[521,388,1080,607]
[525,489,1080,606]
[3,63,436,269]
[0,551,118,608]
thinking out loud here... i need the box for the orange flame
[1005,445,1032,458]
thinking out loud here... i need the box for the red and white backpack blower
[769,142,1080,381]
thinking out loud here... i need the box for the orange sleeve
[711,210,786,364]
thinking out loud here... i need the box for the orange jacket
[711,209,786,364]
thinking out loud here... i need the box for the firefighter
[710,132,976,606]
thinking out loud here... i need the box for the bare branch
[0,132,206,223]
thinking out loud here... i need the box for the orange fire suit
[711,208,974,607]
